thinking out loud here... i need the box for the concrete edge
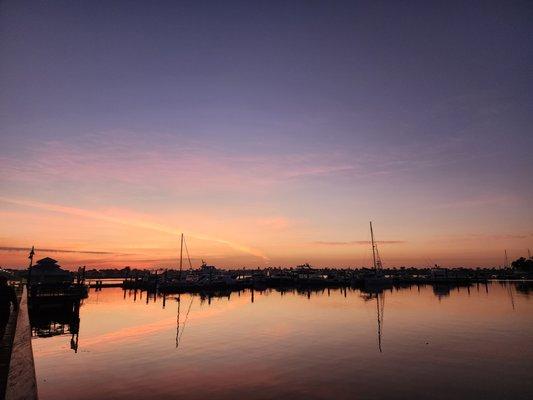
[5,286,38,400]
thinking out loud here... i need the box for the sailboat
[159,233,196,292]
[364,221,393,287]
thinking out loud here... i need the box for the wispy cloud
[254,217,292,230]
[431,195,520,209]
[468,234,529,240]
[0,246,124,255]
[313,240,405,246]
[429,233,531,243]
[1,129,478,192]
[0,196,268,261]
[0,131,363,191]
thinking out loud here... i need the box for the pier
[1,286,38,400]
[1,280,87,400]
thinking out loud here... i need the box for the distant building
[30,257,72,284]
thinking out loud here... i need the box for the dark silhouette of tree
[511,257,533,271]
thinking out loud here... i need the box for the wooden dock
[87,280,124,289]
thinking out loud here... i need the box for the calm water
[32,283,533,399]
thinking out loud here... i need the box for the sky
[0,0,532,269]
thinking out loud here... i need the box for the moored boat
[363,222,393,288]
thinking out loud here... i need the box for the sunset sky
[1,0,532,269]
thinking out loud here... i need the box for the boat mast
[179,233,184,280]
[504,249,509,269]
[370,221,377,271]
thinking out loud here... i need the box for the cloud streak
[0,196,268,261]
[313,240,406,246]
[0,246,124,255]
[429,233,532,243]
[0,132,364,192]
[431,195,520,209]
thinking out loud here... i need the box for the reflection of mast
[376,292,385,353]
[175,233,195,349]
[506,282,515,311]
[176,233,184,348]
[176,294,194,349]
[176,295,181,348]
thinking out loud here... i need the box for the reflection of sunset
[32,285,533,400]
[1,191,531,268]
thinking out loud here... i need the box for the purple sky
[1,0,532,268]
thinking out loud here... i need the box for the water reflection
[360,291,385,352]
[30,281,533,400]
[175,294,194,349]
[29,297,81,352]
[516,281,533,295]
[30,281,532,355]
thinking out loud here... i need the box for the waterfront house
[29,257,72,285]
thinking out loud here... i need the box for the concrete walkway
[0,302,18,398]
[1,287,38,400]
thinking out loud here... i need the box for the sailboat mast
[179,233,184,280]
[370,221,377,271]
[504,249,508,269]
